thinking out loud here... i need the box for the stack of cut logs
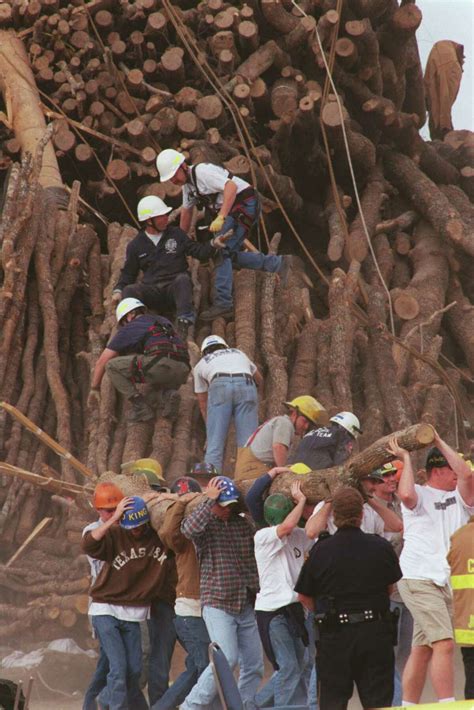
[0,0,473,643]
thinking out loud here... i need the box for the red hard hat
[92,482,125,510]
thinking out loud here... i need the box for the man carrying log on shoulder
[81,495,171,710]
[156,148,294,322]
[234,395,327,482]
[112,196,230,340]
[89,297,190,422]
[388,430,474,705]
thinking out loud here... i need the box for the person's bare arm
[387,437,417,509]
[276,482,307,539]
[90,498,132,540]
[217,180,237,219]
[297,593,314,611]
[253,367,264,388]
[367,497,403,532]
[434,430,474,506]
[272,443,289,467]
[180,206,194,234]
[305,501,332,539]
[197,392,208,422]
[91,348,118,389]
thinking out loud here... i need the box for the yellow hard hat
[121,458,163,478]
[284,396,328,426]
[290,462,312,475]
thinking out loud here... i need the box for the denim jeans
[205,377,258,472]
[123,273,195,321]
[214,199,282,309]
[181,604,264,710]
[92,615,148,710]
[152,615,210,710]
[255,614,307,707]
[390,600,413,706]
[147,601,177,706]
[305,611,318,709]
[83,643,108,710]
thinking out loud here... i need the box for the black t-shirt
[295,527,402,614]
[289,423,354,470]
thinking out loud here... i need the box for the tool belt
[211,372,254,384]
[316,608,399,643]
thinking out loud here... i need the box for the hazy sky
[416,0,473,136]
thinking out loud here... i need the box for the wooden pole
[0,402,94,478]
[6,517,53,568]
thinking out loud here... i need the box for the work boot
[278,254,295,288]
[200,304,234,322]
[161,389,181,421]
[176,317,192,341]
[127,393,154,423]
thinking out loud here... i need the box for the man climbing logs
[89,298,190,422]
[156,149,294,322]
[112,195,229,340]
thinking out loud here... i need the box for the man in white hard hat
[156,149,293,322]
[112,195,228,340]
[89,298,190,422]
[289,410,361,470]
[193,334,263,472]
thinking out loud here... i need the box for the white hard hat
[330,411,362,438]
[137,195,172,221]
[116,298,145,323]
[156,148,185,182]
[201,335,228,353]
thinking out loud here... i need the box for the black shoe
[127,394,154,423]
[161,390,181,420]
[200,305,234,322]
[279,255,294,288]
[176,317,192,341]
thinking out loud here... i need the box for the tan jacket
[159,494,201,601]
[447,516,474,646]
[424,40,464,139]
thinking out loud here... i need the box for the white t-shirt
[310,500,385,536]
[193,348,256,393]
[400,484,474,586]
[254,527,314,611]
[182,163,250,209]
[175,597,202,617]
[145,230,163,247]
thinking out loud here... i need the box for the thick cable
[291,0,396,335]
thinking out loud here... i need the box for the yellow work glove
[209,214,225,233]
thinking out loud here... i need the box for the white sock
[439,698,455,703]
[401,702,416,707]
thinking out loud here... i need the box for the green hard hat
[264,494,294,526]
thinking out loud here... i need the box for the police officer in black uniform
[295,487,402,710]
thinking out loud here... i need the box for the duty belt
[211,372,254,384]
[317,609,390,626]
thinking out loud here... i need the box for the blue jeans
[152,615,210,710]
[92,615,148,710]
[391,600,413,706]
[147,601,177,706]
[214,200,282,309]
[305,611,318,709]
[255,614,307,707]
[205,377,258,473]
[181,604,264,710]
[83,643,108,710]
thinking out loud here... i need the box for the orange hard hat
[92,482,125,510]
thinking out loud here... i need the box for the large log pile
[0,0,473,644]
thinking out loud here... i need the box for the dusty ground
[1,642,468,709]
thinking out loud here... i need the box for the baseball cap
[426,447,450,471]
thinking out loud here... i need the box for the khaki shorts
[398,578,453,646]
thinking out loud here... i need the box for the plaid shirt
[181,497,259,614]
